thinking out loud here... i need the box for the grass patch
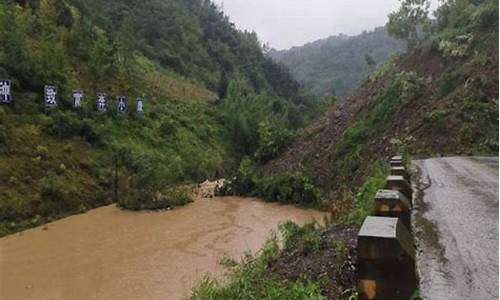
[189,226,326,300]
[190,220,358,300]
[345,162,389,226]
[279,221,325,253]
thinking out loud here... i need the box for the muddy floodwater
[0,197,325,300]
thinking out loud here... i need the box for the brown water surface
[0,197,325,300]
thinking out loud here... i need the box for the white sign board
[136,98,144,114]
[44,85,57,107]
[73,90,84,109]
[0,80,11,104]
[117,96,126,113]
[96,93,107,112]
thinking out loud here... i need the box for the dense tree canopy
[67,0,300,99]
[1,0,300,102]
[387,0,431,48]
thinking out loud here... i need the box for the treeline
[68,0,300,100]
[2,0,300,102]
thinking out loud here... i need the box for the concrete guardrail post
[392,155,403,161]
[390,166,410,182]
[385,175,412,204]
[374,190,411,229]
[389,155,403,168]
[357,216,416,300]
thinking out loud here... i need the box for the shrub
[45,111,104,145]
[35,145,49,158]
[189,235,325,300]
[225,158,257,196]
[426,109,451,124]
[257,172,320,206]
[220,159,320,206]
[0,124,8,145]
[438,34,473,58]
[397,71,425,101]
[472,0,498,29]
[159,118,177,137]
[254,119,293,162]
[119,184,193,211]
[369,55,398,82]
[279,221,325,252]
[37,173,79,215]
[346,162,389,225]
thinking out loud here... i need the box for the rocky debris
[197,179,228,199]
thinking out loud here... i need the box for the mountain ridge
[268,27,407,98]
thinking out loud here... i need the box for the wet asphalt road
[413,157,498,300]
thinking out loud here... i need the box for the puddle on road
[0,197,325,300]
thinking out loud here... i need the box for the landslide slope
[265,0,499,195]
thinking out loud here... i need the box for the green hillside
[268,27,407,98]
[0,0,309,236]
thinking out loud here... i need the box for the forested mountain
[5,0,299,100]
[269,27,407,98]
[0,0,308,235]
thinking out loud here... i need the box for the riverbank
[189,220,358,300]
[188,166,387,299]
[0,180,216,238]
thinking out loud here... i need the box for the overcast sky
[213,0,440,50]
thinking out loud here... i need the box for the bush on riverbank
[118,185,193,211]
[217,158,320,206]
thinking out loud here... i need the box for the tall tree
[387,0,430,49]
[364,54,376,69]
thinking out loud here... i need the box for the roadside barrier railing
[374,190,411,230]
[357,155,416,300]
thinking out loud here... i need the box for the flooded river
[0,197,325,300]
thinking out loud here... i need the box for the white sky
[213,0,441,50]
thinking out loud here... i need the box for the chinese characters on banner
[1,81,145,116]
[73,90,84,109]
[137,98,144,114]
[117,96,126,113]
[44,85,57,107]
[96,93,107,112]
[0,80,12,104]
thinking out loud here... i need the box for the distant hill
[268,27,407,98]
